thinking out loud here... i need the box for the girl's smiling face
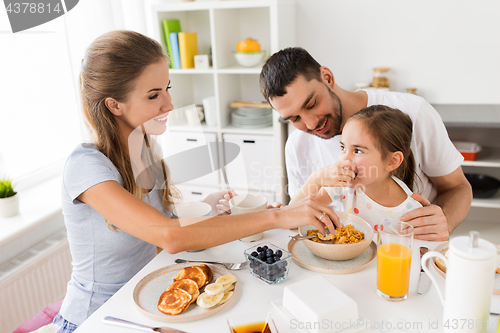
[110,59,174,137]
[339,118,392,189]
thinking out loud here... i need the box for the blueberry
[258,252,266,260]
[274,255,281,262]
[275,250,283,258]
[251,251,258,257]
[266,257,275,264]
[262,245,269,251]
[257,247,263,252]
[277,261,287,269]
[266,249,274,257]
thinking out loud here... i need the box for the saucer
[287,238,376,274]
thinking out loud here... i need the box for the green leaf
[0,178,16,198]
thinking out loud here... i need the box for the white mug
[184,104,203,127]
[229,194,267,242]
[202,96,217,127]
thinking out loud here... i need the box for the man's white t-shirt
[285,89,464,203]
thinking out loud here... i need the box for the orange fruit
[236,38,261,52]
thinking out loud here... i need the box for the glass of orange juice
[376,221,414,301]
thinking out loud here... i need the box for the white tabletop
[75,228,500,333]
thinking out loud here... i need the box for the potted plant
[0,178,19,217]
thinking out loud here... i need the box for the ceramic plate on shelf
[287,237,376,274]
[132,262,237,322]
[430,242,500,295]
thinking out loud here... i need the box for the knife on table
[417,246,431,295]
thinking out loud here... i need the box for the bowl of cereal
[298,211,374,261]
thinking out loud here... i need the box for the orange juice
[377,243,412,297]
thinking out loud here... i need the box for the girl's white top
[324,176,423,226]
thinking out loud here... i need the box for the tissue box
[282,276,358,333]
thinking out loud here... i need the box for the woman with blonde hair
[52,30,337,332]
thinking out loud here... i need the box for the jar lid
[373,67,390,72]
[449,231,496,260]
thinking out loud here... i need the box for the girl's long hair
[350,105,419,192]
[79,30,180,230]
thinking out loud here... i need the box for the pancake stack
[157,264,237,315]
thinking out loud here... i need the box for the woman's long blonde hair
[79,30,179,229]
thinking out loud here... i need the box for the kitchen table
[74,228,500,333]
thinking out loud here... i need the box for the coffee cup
[229,194,267,242]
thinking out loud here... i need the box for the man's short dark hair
[260,47,322,102]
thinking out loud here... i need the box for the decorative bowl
[234,51,265,67]
[298,211,374,261]
[244,242,292,285]
[465,173,500,198]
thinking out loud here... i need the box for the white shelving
[441,114,500,211]
[461,148,500,168]
[144,0,295,203]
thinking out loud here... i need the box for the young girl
[290,105,422,227]
[52,30,336,332]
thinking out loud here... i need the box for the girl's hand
[291,160,357,205]
[277,196,341,232]
[203,189,237,216]
[311,159,357,188]
[215,190,237,215]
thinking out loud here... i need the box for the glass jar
[372,67,390,88]
[406,87,417,95]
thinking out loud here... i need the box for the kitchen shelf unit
[436,104,500,212]
[144,0,296,203]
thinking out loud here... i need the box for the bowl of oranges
[234,38,265,67]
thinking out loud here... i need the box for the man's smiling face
[269,74,343,139]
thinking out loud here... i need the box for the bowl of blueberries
[244,242,292,285]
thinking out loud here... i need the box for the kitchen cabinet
[435,104,500,227]
[144,0,295,203]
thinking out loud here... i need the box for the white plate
[288,238,376,274]
[132,262,237,322]
[232,122,273,129]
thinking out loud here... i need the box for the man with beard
[260,47,472,241]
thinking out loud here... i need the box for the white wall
[294,0,500,104]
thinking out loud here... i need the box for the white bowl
[234,51,265,67]
[298,211,374,261]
